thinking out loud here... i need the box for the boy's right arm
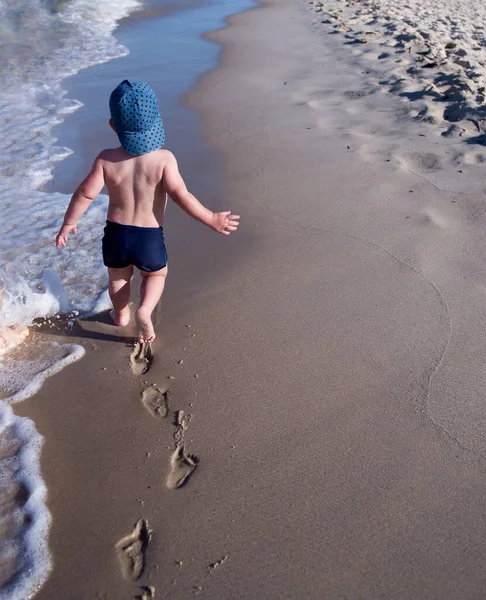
[56,155,105,247]
[162,153,240,235]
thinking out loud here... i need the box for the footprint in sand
[130,342,153,376]
[208,555,228,574]
[115,518,151,581]
[136,586,155,600]
[167,445,198,489]
[141,386,169,419]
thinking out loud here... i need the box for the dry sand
[14,0,486,597]
[316,0,486,141]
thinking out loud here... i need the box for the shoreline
[13,0,260,598]
[13,0,486,597]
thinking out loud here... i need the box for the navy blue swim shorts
[102,220,168,272]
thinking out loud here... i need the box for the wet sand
[15,0,486,598]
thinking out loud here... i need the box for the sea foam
[0,404,51,600]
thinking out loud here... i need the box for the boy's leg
[108,266,133,327]
[136,266,168,344]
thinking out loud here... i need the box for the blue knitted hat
[109,80,165,155]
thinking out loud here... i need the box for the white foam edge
[4,343,85,405]
[0,403,51,600]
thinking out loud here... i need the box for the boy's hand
[56,224,77,247]
[210,211,240,236]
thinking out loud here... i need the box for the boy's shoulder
[147,148,175,162]
[136,149,178,171]
[96,147,125,162]
[96,147,175,163]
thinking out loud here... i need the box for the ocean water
[0,0,140,596]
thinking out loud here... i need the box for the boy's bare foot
[136,307,155,343]
[110,309,130,327]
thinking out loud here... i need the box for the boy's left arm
[56,156,105,248]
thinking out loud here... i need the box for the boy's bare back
[100,147,170,228]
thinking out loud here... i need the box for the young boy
[56,80,239,344]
